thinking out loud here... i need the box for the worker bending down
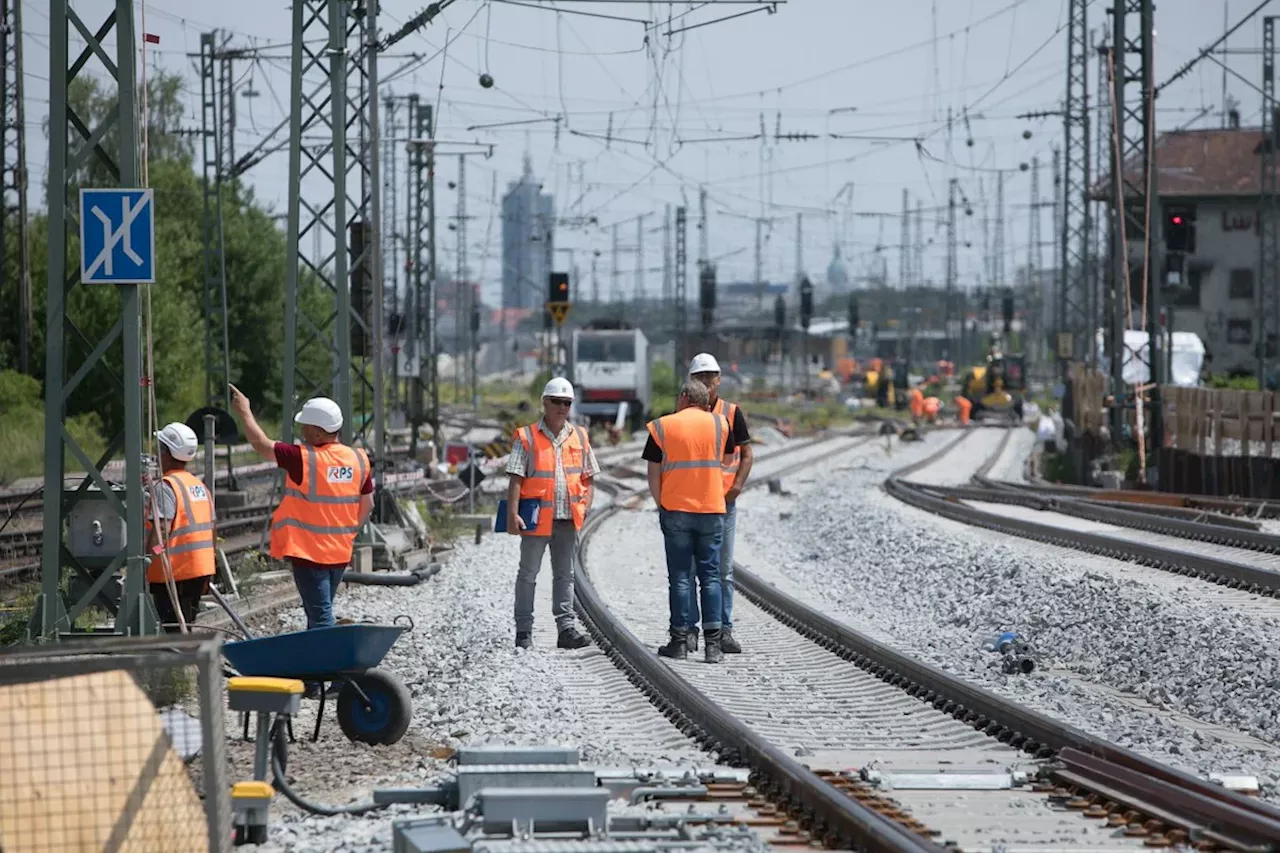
[505,377,597,651]
[955,395,973,426]
[146,422,217,631]
[922,396,941,423]
[643,380,736,663]
[230,385,374,641]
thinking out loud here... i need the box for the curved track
[572,430,1280,851]
[888,428,1280,601]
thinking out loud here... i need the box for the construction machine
[958,341,1025,423]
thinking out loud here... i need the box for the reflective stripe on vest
[147,470,216,582]
[269,443,368,564]
[647,408,728,514]
[516,422,591,535]
[713,398,740,496]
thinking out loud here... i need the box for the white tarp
[1094,329,1205,387]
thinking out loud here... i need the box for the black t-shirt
[642,414,737,463]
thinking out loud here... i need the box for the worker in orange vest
[145,422,216,632]
[955,395,973,425]
[505,377,598,651]
[908,386,925,420]
[643,379,737,664]
[922,396,941,423]
[229,385,374,640]
[688,353,750,655]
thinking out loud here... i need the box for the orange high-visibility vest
[909,387,925,419]
[515,423,591,536]
[713,398,741,498]
[146,470,216,583]
[270,442,369,565]
[955,396,973,425]
[922,396,941,420]
[647,408,730,514]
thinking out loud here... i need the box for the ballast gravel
[232,494,711,851]
[734,426,1280,802]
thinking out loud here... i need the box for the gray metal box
[457,765,597,804]
[67,489,127,569]
[456,746,579,766]
[392,817,470,853]
[478,787,609,835]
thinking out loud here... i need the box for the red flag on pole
[144,33,160,44]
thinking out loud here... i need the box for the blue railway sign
[80,188,155,284]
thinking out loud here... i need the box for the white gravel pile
[734,433,1280,800]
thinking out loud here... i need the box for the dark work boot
[557,626,590,649]
[685,627,699,653]
[515,631,532,649]
[704,628,724,664]
[720,628,742,654]
[658,630,688,660]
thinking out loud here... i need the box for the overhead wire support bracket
[380,0,457,51]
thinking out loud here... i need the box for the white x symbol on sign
[84,194,148,280]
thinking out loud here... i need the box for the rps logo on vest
[189,484,209,501]
[326,465,356,484]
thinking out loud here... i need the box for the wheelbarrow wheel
[336,668,412,745]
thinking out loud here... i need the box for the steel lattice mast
[282,0,383,468]
[0,0,29,373]
[1259,17,1279,387]
[1060,0,1092,371]
[198,32,232,412]
[36,0,150,636]
[1109,0,1160,448]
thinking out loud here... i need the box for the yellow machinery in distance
[958,342,1025,422]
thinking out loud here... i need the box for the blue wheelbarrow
[222,618,414,746]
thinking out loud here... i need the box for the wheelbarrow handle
[210,584,254,640]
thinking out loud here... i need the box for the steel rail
[887,431,1280,596]
[571,432,946,853]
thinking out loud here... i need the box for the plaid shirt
[506,419,601,519]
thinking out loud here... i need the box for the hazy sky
[21,0,1266,305]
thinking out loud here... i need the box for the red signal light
[1171,215,1184,225]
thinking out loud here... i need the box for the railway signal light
[699,264,716,331]
[848,297,859,337]
[1001,292,1014,334]
[799,277,813,332]
[774,293,786,330]
[548,272,569,303]
[1164,206,1196,253]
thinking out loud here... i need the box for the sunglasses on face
[546,398,573,407]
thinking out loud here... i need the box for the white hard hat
[542,377,575,400]
[155,422,198,462]
[688,353,721,376]
[294,396,344,432]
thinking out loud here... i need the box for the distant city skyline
[501,155,555,311]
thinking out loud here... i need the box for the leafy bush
[0,370,105,484]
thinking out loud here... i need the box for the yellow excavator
[959,341,1025,423]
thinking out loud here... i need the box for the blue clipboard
[495,498,541,533]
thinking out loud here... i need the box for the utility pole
[914,200,925,287]
[1060,0,1093,375]
[754,218,764,309]
[794,213,803,281]
[899,188,910,289]
[674,206,688,376]
[282,0,382,465]
[1,0,29,373]
[383,93,400,412]
[36,0,150,636]
[455,154,467,403]
[407,100,437,456]
[946,178,958,361]
[591,250,600,304]
[1029,156,1047,366]
[198,33,232,415]
[634,213,651,302]
[1110,0,1160,458]
[994,171,1006,290]
[698,185,710,269]
[611,223,620,304]
[1260,17,1279,387]
[662,203,672,305]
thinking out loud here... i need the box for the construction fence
[1158,385,1280,498]
[0,635,231,853]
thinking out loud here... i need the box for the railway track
[571,430,1280,850]
[888,428,1280,600]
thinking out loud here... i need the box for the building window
[1227,318,1253,345]
[1229,268,1255,300]
[1170,266,1202,308]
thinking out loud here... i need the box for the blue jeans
[687,501,736,631]
[292,565,345,629]
[659,509,723,633]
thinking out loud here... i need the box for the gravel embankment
[735,427,1280,801]
[231,485,712,851]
